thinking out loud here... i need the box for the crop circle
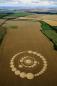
[10,50,47,79]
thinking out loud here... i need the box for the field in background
[0,12,31,45]
[0,12,57,50]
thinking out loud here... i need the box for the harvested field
[26,14,57,26]
[42,15,57,21]
[43,20,57,26]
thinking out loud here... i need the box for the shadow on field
[0,27,7,45]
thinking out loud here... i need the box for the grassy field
[3,12,32,19]
[53,26,57,32]
[40,21,57,50]
[0,13,13,19]
[0,14,8,19]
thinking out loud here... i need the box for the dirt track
[0,20,57,86]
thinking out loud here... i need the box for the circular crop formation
[10,50,47,80]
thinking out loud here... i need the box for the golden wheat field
[0,14,57,86]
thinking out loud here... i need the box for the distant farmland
[0,12,57,50]
[0,12,32,45]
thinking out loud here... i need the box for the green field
[40,21,57,50]
[3,12,31,19]
[53,26,57,33]
[0,14,8,18]
[0,12,32,19]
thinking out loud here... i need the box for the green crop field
[0,14,8,18]
[40,21,57,50]
[53,26,57,32]
[3,12,31,19]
